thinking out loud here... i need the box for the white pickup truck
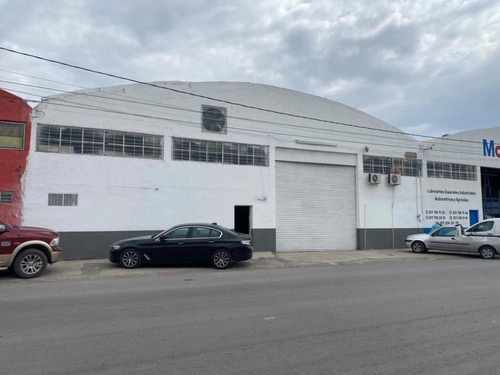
[465,218,500,236]
[405,218,500,259]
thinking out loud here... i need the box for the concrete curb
[2,249,454,282]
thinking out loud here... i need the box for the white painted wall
[28,81,492,236]
[357,166,422,230]
[23,150,275,231]
[421,176,481,227]
[419,127,500,226]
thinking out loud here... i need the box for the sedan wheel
[411,241,427,253]
[479,246,496,259]
[13,249,47,279]
[120,249,142,268]
[211,249,232,269]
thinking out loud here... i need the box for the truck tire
[13,248,48,279]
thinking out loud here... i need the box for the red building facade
[0,89,32,225]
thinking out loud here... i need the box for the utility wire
[0,46,485,145]
[0,74,485,156]
[0,77,485,155]
[0,80,487,158]
[0,67,88,89]
[0,79,424,148]
[26,93,487,158]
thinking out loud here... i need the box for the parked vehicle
[405,222,500,259]
[109,223,253,270]
[465,218,500,236]
[0,221,63,278]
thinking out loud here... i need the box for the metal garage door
[276,161,356,252]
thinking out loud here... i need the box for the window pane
[193,227,211,238]
[198,140,207,161]
[48,194,63,206]
[82,141,104,155]
[172,138,268,167]
[255,146,269,167]
[190,140,206,161]
[239,144,249,165]
[172,138,183,160]
[190,140,201,161]
[0,122,25,150]
[63,194,78,206]
[182,139,191,160]
[61,127,82,153]
[124,133,143,147]
[83,129,104,143]
[427,161,476,181]
[144,136,159,147]
[144,147,160,158]
[392,159,402,175]
[125,145,142,157]
[167,228,190,239]
[153,147,163,159]
[124,134,142,157]
[208,141,222,163]
[104,131,124,156]
[209,229,222,238]
[248,145,259,166]
[223,143,239,164]
[82,129,104,155]
[37,126,162,160]
[37,125,60,152]
[0,191,13,204]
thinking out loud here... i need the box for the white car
[405,223,500,259]
[465,218,500,236]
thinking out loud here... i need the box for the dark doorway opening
[481,167,500,218]
[234,206,252,234]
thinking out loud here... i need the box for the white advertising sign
[423,184,480,227]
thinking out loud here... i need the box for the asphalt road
[2,257,500,375]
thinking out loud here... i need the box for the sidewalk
[257,248,452,267]
[17,248,452,282]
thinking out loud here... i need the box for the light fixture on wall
[364,146,369,152]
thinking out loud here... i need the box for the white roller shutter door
[276,161,356,251]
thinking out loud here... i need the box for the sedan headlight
[241,240,251,246]
[111,244,121,250]
[50,237,60,246]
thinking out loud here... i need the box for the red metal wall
[0,89,32,225]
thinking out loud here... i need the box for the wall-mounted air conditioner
[368,173,381,184]
[388,174,402,185]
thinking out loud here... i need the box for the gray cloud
[0,0,498,137]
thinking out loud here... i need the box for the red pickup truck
[0,221,63,278]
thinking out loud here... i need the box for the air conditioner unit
[388,174,402,185]
[368,173,381,184]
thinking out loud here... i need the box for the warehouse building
[1,82,498,259]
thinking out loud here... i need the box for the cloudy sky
[0,0,499,138]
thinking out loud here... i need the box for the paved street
[2,252,500,374]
